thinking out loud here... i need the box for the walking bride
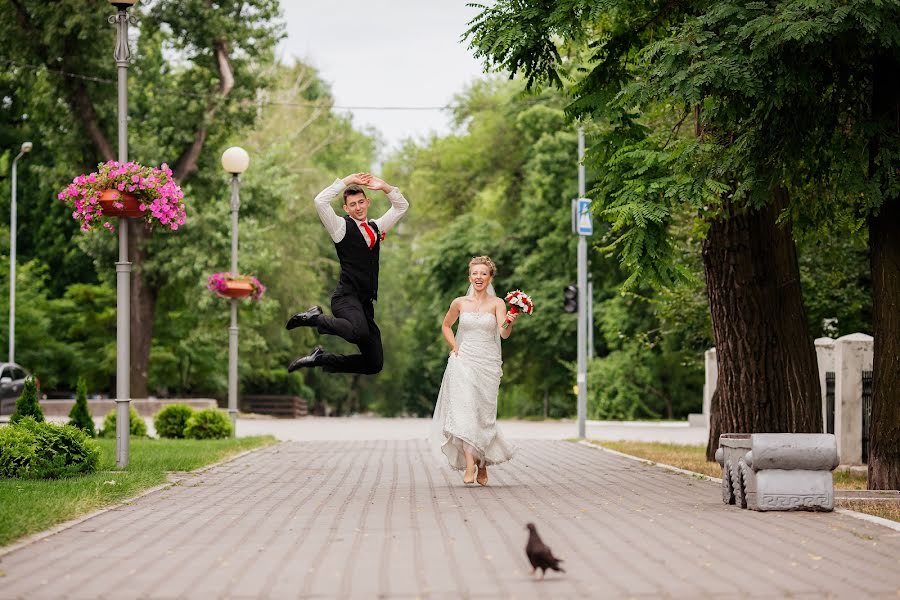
[430,256,517,485]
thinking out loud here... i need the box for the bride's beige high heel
[463,463,476,484]
[477,464,488,486]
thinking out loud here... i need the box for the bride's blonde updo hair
[469,255,496,277]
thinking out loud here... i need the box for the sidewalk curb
[577,440,900,533]
[577,440,723,483]
[0,442,280,560]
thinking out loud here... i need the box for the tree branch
[10,0,115,161]
[172,38,235,182]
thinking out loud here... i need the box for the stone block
[834,333,873,465]
[814,337,835,433]
[716,433,837,512]
[687,413,706,427]
[701,348,717,427]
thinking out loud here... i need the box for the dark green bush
[241,368,310,396]
[68,378,95,437]
[100,406,148,438]
[184,409,233,439]
[0,417,100,479]
[10,377,44,424]
[153,404,194,439]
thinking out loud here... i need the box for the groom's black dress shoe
[286,306,323,330]
[288,346,325,372]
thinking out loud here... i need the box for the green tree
[378,78,708,419]
[465,1,900,463]
[68,377,95,436]
[11,377,43,424]
[0,0,284,398]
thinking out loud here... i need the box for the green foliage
[152,404,195,439]
[100,407,148,438]
[10,377,43,425]
[184,409,233,440]
[0,417,100,479]
[67,378,94,437]
[797,224,872,339]
[242,369,311,397]
[466,0,900,286]
[0,1,372,404]
[376,79,707,419]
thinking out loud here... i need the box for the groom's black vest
[334,215,380,300]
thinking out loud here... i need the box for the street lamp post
[9,141,33,364]
[109,0,137,467]
[221,147,250,435]
[576,127,588,439]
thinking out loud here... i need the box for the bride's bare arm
[442,298,463,355]
[497,298,517,339]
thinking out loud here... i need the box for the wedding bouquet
[503,289,534,329]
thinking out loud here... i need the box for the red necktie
[361,222,376,250]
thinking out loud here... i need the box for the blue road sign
[576,198,592,236]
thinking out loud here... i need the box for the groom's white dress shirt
[314,178,410,244]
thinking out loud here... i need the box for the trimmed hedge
[153,404,194,439]
[100,407,148,438]
[0,417,100,479]
[184,409,233,440]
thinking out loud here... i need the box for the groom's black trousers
[315,293,384,375]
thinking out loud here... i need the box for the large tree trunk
[866,55,900,490]
[868,200,900,489]
[129,222,155,399]
[703,190,822,460]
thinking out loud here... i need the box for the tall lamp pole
[221,147,250,435]
[109,0,137,467]
[9,141,32,364]
[576,127,588,439]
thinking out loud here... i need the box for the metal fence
[862,370,874,463]
[825,372,835,435]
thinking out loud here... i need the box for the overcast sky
[278,1,490,156]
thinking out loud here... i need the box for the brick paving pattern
[1,440,898,599]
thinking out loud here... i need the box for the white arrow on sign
[577,198,592,235]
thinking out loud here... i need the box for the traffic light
[563,284,578,313]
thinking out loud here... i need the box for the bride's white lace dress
[430,311,516,469]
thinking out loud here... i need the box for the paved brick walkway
[1,440,898,599]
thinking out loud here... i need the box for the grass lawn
[0,436,276,547]
[590,440,899,523]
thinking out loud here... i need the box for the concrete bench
[715,433,839,512]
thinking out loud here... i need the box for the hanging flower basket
[207,272,266,301]
[58,161,186,233]
[98,189,143,218]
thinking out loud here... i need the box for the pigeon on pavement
[525,523,565,579]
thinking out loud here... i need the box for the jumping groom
[286,173,409,374]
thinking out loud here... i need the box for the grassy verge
[0,436,276,547]
[590,440,898,523]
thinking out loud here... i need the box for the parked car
[0,362,35,415]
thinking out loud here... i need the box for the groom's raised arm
[370,177,409,233]
[314,174,369,243]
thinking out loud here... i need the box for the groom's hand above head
[342,173,371,186]
[365,175,394,193]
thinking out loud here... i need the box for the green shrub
[153,404,194,439]
[100,406,148,438]
[10,377,44,424]
[0,417,100,479]
[242,368,310,397]
[68,378,95,437]
[184,409,233,440]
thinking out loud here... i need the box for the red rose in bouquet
[503,289,534,329]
